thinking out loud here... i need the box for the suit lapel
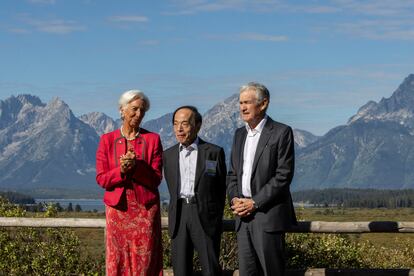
[172,144,181,198]
[194,139,207,191]
[251,119,273,176]
[237,128,247,174]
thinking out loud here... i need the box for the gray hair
[118,89,150,112]
[239,82,270,104]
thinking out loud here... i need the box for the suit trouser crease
[237,219,285,276]
[172,202,221,276]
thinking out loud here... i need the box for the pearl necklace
[120,126,140,141]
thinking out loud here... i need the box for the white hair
[239,82,270,104]
[118,89,150,112]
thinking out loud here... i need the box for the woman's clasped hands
[120,148,136,174]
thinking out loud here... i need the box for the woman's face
[121,98,146,128]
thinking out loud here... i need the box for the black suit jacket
[227,117,297,232]
[163,138,227,238]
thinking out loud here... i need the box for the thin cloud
[308,1,414,41]
[27,0,56,4]
[303,6,340,14]
[332,0,414,17]
[206,32,288,42]
[238,33,288,42]
[337,19,414,41]
[138,39,160,46]
[292,0,414,17]
[166,0,414,17]
[31,19,86,34]
[18,15,86,34]
[165,0,244,14]
[108,15,149,23]
[165,0,340,15]
[7,28,30,34]
[183,1,242,12]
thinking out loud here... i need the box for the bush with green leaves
[0,196,104,275]
[359,239,414,268]
[286,233,364,268]
[0,196,26,217]
[214,230,414,270]
[192,200,413,270]
[1,195,413,272]
[44,202,59,217]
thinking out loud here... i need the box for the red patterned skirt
[105,187,163,276]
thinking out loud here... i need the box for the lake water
[35,198,105,212]
[34,199,315,212]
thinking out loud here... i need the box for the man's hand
[231,197,257,217]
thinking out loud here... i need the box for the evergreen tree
[67,202,73,212]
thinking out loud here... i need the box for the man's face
[239,89,267,127]
[173,108,200,146]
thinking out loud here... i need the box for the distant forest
[292,188,414,208]
[0,191,35,204]
[2,189,414,208]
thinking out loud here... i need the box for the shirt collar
[245,115,268,134]
[180,137,199,151]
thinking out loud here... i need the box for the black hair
[172,105,202,126]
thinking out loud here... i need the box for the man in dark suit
[163,105,227,276]
[227,82,297,276]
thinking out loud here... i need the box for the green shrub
[359,239,414,268]
[216,231,414,270]
[219,232,238,270]
[44,202,59,218]
[0,196,26,217]
[162,230,172,268]
[0,196,105,275]
[1,195,413,272]
[286,233,364,268]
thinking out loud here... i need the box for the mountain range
[294,74,414,190]
[1,74,413,197]
[0,95,99,197]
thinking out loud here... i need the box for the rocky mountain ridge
[293,74,414,190]
[348,74,414,131]
[0,95,100,197]
[2,74,414,197]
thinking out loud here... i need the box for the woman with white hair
[96,89,163,276]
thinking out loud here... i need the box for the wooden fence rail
[1,217,413,275]
[1,217,414,233]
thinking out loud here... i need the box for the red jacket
[96,128,163,207]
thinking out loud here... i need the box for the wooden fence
[1,218,414,233]
[1,217,413,276]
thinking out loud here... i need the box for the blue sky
[0,0,413,135]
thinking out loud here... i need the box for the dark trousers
[171,201,222,276]
[237,219,286,276]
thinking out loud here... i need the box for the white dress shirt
[242,116,268,197]
[179,137,199,198]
